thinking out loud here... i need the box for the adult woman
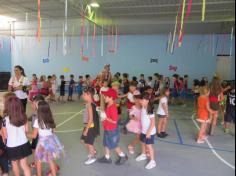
[8,66,30,112]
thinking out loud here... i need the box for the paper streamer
[170,15,178,54]
[178,0,186,47]
[65,0,68,32]
[86,22,89,50]
[63,24,67,56]
[202,0,206,21]
[230,27,234,57]
[80,14,85,56]
[48,40,51,57]
[212,34,215,56]
[186,0,193,18]
[92,23,96,57]
[167,32,172,53]
[37,0,41,41]
[101,25,104,56]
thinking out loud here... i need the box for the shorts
[225,110,235,124]
[6,142,32,161]
[103,129,120,150]
[179,90,187,98]
[158,114,167,119]
[68,88,73,96]
[172,89,179,98]
[60,89,65,96]
[81,128,97,145]
[31,135,39,150]
[210,102,220,111]
[140,133,155,145]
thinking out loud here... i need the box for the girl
[179,77,187,107]
[209,77,224,135]
[50,75,57,102]
[192,79,200,111]
[126,92,142,155]
[39,75,50,97]
[27,101,64,176]
[28,74,39,102]
[197,87,213,144]
[136,93,157,170]
[81,87,100,165]
[157,88,171,138]
[2,96,32,176]
[171,74,180,105]
[77,76,84,100]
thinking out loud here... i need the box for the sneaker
[136,154,148,162]
[145,160,157,170]
[98,156,112,164]
[197,140,205,144]
[157,133,165,138]
[115,155,128,166]
[85,156,97,165]
[161,132,169,138]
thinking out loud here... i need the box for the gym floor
[9,99,236,176]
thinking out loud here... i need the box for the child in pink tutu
[29,74,39,101]
[126,91,142,155]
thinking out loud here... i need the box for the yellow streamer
[179,0,186,47]
[202,0,206,21]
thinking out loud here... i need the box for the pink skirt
[126,120,141,134]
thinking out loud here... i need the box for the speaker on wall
[0,72,11,91]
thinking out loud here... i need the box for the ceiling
[0,0,235,35]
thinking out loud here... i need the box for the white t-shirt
[141,108,156,135]
[4,116,28,148]
[157,97,169,116]
[127,92,135,103]
[100,87,109,94]
[8,76,30,99]
[33,119,53,137]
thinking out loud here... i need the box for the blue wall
[0,36,11,72]
[11,35,235,81]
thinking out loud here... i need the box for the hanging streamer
[230,27,234,57]
[80,14,85,57]
[186,0,193,18]
[92,23,96,57]
[221,34,227,54]
[101,25,104,56]
[63,24,67,56]
[167,32,172,53]
[178,0,186,47]
[48,40,51,58]
[37,0,41,41]
[86,21,89,50]
[65,0,68,32]
[170,15,178,54]
[107,26,111,52]
[202,0,206,22]
[212,34,215,56]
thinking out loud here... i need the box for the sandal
[46,164,60,176]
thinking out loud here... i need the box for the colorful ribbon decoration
[170,15,178,54]
[202,0,206,22]
[178,0,186,47]
[92,23,96,57]
[80,14,85,57]
[63,24,67,56]
[186,0,193,18]
[230,27,234,57]
[36,0,41,41]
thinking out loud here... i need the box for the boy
[139,74,146,94]
[58,75,66,102]
[68,74,75,101]
[77,76,84,100]
[99,89,128,165]
[224,81,235,134]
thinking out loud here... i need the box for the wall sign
[150,58,159,64]
[169,65,178,72]
[43,58,49,63]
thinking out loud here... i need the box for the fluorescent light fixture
[90,2,100,8]
[0,15,16,23]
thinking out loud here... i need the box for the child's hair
[161,87,170,96]
[79,76,83,79]
[141,93,154,115]
[148,76,153,81]
[154,73,159,78]
[230,80,235,90]
[140,74,145,77]
[4,96,27,127]
[123,73,129,79]
[193,79,200,86]
[173,74,179,79]
[132,77,138,82]
[37,101,56,129]
[47,75,52,80]
[70,74,74,79]
[145,86,153,91]
[60,75,65,79]
[83,87,95,96]
[33,94,45,102]
[179,77,184,82]
[210,77,222,96]
[159,75,164,81]
[184,75,189,78]
[200,86,210,96]
[129,82,137,88]
[15,65,26,77]
[3,92,16,100]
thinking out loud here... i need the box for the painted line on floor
[157,138,235,153]
[54,112,78,115]
[56,109,84,128]
[173,119,184,144]
[56,128,83,133]
[191,113,235,170]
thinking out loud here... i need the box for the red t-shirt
[103,104,118,131]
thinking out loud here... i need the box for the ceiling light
[90,2,100,8]
[0,15,16,23]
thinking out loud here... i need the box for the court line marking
[56,109,84,128]
[56,128,83,133]
[173,119,184,144]
[54,112,78,115]
[191,113,235,170]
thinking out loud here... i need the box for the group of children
[0,93,65,176]
[1,66,235,174]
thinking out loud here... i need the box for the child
[85,75,92,87]
[68,74,75,101]
[157,88,170,138]
[171,74,180,105]
[40,75,50,97]
[98,88,128,165]
[81,87,100,165]
[29,74,39,101]
[2,96,32,176]
[179,77,187,107]
[77,76,84,100]
[0,118,9,176]
[136,93,157,170]
[147,76,153,88]
[50,75,57,102]
[192,79,200,111]
[29,94,45,168]
[122,73,130,94]
[153,73,160,94]
[139,74,146,94]
[27,101,64,176]
[209,77,224,135]
[224,82,235,134]
[126,91,142,155]
[100,80,109,111]
[197,87,213,144]
[58,75,66,102]
[164,77,171,89]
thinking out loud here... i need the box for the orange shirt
[198,96,209,120]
